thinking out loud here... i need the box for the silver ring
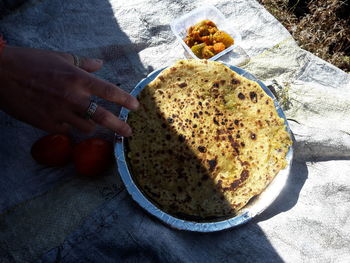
[85,101,98,120]
[71,54,81,68]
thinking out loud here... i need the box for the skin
[0,46,139,137]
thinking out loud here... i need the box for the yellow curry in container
[184,19,234,59]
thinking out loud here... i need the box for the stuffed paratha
[127,60,292,218]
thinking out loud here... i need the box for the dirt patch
[258,0,350,73]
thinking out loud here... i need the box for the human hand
[0,46,139,136]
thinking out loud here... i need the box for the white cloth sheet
[0,0,349,262]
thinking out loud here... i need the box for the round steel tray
[115,63,293,232]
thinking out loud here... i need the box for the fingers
[78,57,103,73]
[92,106,132,137]
[57,51,139,111]
[37,120,71,134]
[63,112,96,134]
[85,77,139,110]
[52,51,137,136]
[54,91,131,136]
[57,52,103,72]
[63,98,131,137]
[49,123,71,134]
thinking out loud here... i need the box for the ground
[257,0,350,73]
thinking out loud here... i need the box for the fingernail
[94,59,103,64]
[125,126,132,137]
[131,98,140,110]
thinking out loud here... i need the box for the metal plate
[115,63,293,232]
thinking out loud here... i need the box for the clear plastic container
[170,5,242,61]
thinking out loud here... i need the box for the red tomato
[73,138,113,176]
[31,134,73,166]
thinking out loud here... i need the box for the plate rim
[114,62,294,232]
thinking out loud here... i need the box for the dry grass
[257,0,350,72]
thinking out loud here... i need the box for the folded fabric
[0,0,349,262]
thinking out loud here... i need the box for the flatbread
[127,60,292,218]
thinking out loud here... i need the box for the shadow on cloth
[37,19,286,263]
[0,0,150,213]
[255,160,308,222]
[0,0,148,262]
[38,190,286,263]
[2,1,295,262]
[256,136,350,223]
